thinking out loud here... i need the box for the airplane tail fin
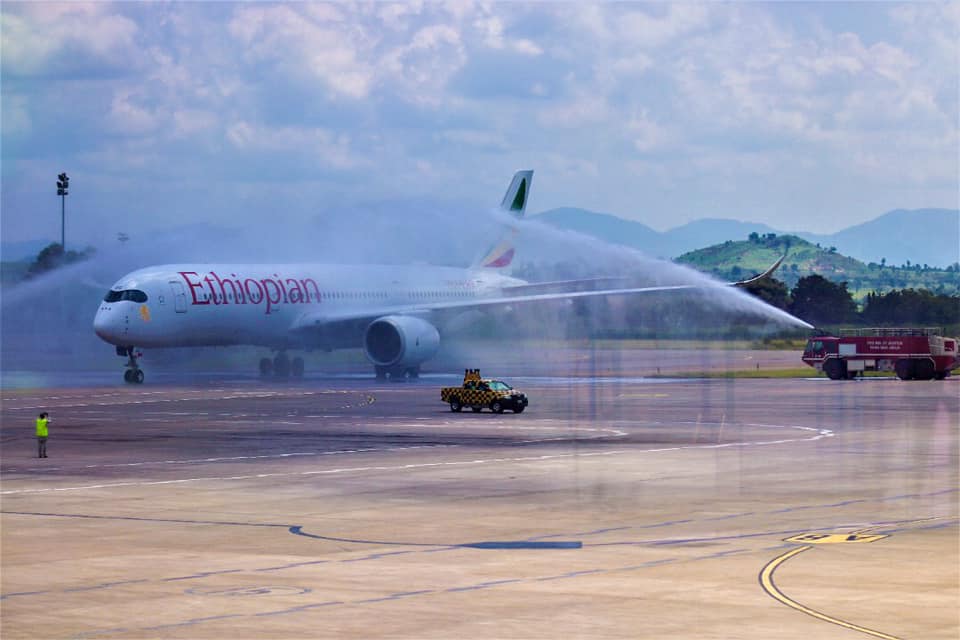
[473,170,533,269]
[499,170,533,218]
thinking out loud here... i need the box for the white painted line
[0,426,833,495]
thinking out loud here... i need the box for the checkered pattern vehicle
[441,369,528,414]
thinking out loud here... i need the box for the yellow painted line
[759,546,903,640]
[784,533,889,544]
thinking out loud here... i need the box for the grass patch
[658,368,903,379]
[658,368,815,379]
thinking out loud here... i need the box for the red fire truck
[802,328,959,380]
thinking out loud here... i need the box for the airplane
[93,171,798,383]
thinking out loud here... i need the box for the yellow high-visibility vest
[35,417,48,438]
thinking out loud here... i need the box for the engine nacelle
[363,315,440,368]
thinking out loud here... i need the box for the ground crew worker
[36,412,49,458]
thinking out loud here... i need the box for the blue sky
[2,1,957,248]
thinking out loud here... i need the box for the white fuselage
[93,263,523,350]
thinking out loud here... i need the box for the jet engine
[363,315,440,374]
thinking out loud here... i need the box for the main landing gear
[259,352,305,379]
[117,346,144,384]
[374,365,420,381]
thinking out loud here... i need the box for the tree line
[745,274,960,327]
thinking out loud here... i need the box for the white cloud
[225,120,363,170]
[1,2,141,76]
[616,4,711,48]
[172,110,218,138]
[2,2,956,244]
[107,91,159,136]
[228,4,375,100]
[627,110,670,153]
[2,95,32,136]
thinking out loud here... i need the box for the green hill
[676,234,960,301]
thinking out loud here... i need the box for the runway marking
[0,444,456,474]
[10,516,955,638]
[1,389,374,411]
[757,518,955,640]
[759,546,902,640]
[0,424,834,495]
[784,533,888,544]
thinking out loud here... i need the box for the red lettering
[274,274,288,303]
[286,279,303,303]
[261,278,281,315]
[179,271,209,305]
[231,274,245,303]
[300,278,321,304]
[244,278,264,305]
[202,275,220,304]
[211,271,239,305]
[179,271,322,313]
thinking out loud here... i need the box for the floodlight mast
[56,172,69,251]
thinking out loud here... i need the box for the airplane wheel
[134,369,144,384]
[291,357,304,377]
[259,358,273,376]
[273,353,290,378]
[123,369,134,383]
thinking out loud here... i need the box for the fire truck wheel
[914,359,935,380]
[824,359,846,381]
[449,398,462,412]
[490,400,504,414]
[895,359,915,380]
[934,372,947,380]
[471,406,482,413]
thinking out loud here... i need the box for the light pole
[56,172,69,251]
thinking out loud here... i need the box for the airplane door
[169,281,187,313]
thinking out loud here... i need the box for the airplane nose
[93,308,122,344]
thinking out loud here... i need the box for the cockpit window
[103,289,148,303]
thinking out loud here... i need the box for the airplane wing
[292,283,736,330]
[288,255,806,335]
[729,255,786,286]
[500,255,787,296]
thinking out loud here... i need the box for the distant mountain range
[4,208,958,269]
[535,208,960,268]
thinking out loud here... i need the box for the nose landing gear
[117,346,145,384]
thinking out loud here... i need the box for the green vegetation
[24,243,96,278]
[1,242,97,287]
[677,233,959,333]
[677,233,959,300]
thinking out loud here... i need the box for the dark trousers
[38,437,47,458]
